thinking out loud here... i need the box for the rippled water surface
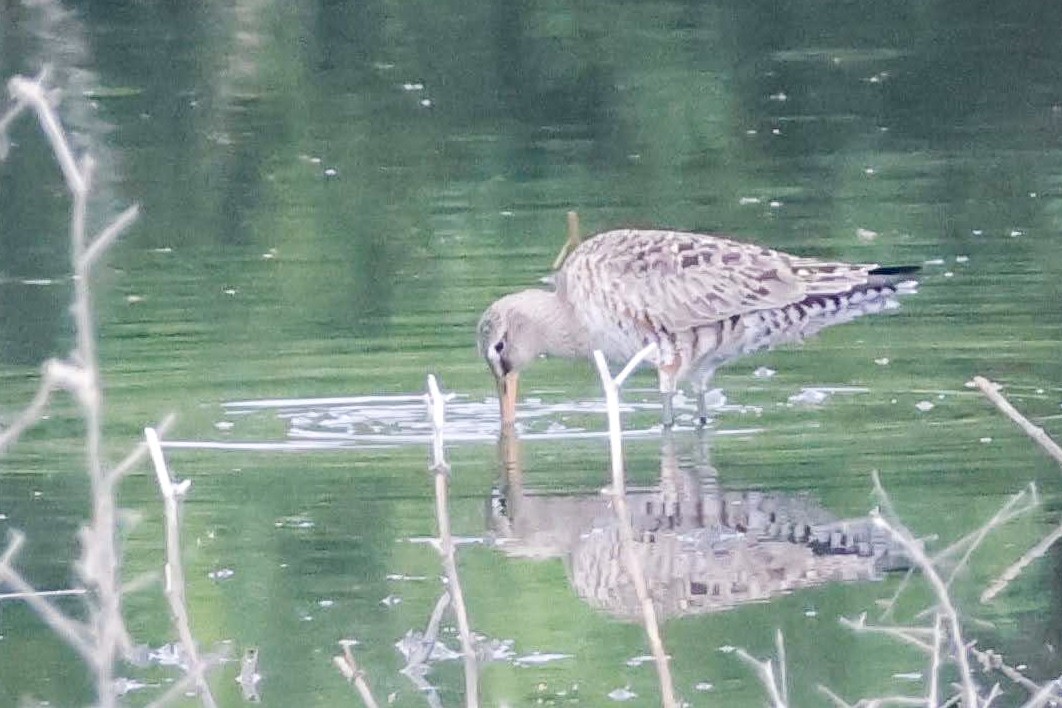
[2,1,1062,706]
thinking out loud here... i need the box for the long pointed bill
[498,371,519,426]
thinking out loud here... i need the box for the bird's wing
[559,229,877,332]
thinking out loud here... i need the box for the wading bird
[477,229,918,426]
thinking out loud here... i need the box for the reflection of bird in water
[489,428,908,620]
[477,229,918,425]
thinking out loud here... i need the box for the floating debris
[874,357,890,366]
[214,420,234,431]
[274,515,314,529]
[788,388,830,406]
[694,682,714,692]
[607,686,638,701]
[739,196,761,205]
[753,366,777,378]
[380,594,402,607]
[625,655,655,667]
[208,568,235,581]
[856,228,878,242]
[980,437,992,444]
[955,255,969,263]
[514,652,573,666]
[915,401,935,412]
[385,573,428,581]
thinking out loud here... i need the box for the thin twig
[981,520,1062,603]
[592,347,678,708]
[869,502,979,706]
[0,533,96,663]
[0,587,86,601]
[973,376,1062,469]
[0,359,60,453]
[735,648,786,708]
[840,614,934,653]
[334,641,381,708]
[425,375,479,708]
[145,427,218,708]
[929,612,942,708]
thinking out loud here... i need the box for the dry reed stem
[425,375,479,708]
[871,472,980,707]
[735,639,787,708]
[973,376,1062,469]
[928,612,942,708]
[333,641,380,708]
[840,614,934,653]
[145,427,218,708]
[0,69,143,705]
[144,654,227,708]
[945,487,1035,589]
[981,520,1062,603]
[592,346,679,708]
[1021,676,1062,708]
[551,209,582,269]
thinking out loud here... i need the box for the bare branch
[973,376,1062,469]
[145,427,218,708]
[593,348,678,708]
[333,641,381,708]
[83,204,140,270]
[425,375,479,708]
[981,520,1062,603]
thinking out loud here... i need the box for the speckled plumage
[478,229,917,424]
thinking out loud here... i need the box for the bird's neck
[516,290,590,359]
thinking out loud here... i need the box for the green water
[2,1,1062,705]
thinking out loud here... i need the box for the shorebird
[477,229,918,426]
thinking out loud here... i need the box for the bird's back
[555,229,916,371]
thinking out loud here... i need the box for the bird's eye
[493,341,505,353]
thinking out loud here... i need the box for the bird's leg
[658,369,677,428]
[693,370,716,427]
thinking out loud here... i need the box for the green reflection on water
[1,0,1062,705]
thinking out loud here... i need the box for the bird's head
[477,290,558,425]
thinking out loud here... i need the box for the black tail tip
[869,265,921,276]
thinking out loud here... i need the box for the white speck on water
[214,420,234,431]
[32,491,42,498]
[318,599,334,608]
[739,196,761,205]
[864,167,876,175]
[980,437,992,444]
[514,652,573,666]
[746,129,758,135]
[805,608,818,617]
[937,394,946,400]
[695,682,714,692]
[1010,229,1023,237]
[718,645,736,654]
[943,271,954,278]
[972,229,984,236]
[420,98,432,108]
[625,655,655,667]
[223,287,237,296]
[0,513,7,520]
[500,210,514,216]
[1036,388,1045,394]
[607,687,637,701]
[153,246,173,253]
[769,200,782,208]
[893,672,923,681]
[126,294,144,304]
[753,366,776,378]
[789,388,829,406]
[386,573,428,581]
[21,279,54,286]
[924,258,945,266]
[874,357,890,366]
[769,91,787,101]
[380,595,402,607]
[915,401,935,412]
[402,82,424,91]
[771,127,781,135]
[324,167,338,177]
[310,156,321,164]
[856,228,878,242]
[955,255,969,263]
[208,568,235,581]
